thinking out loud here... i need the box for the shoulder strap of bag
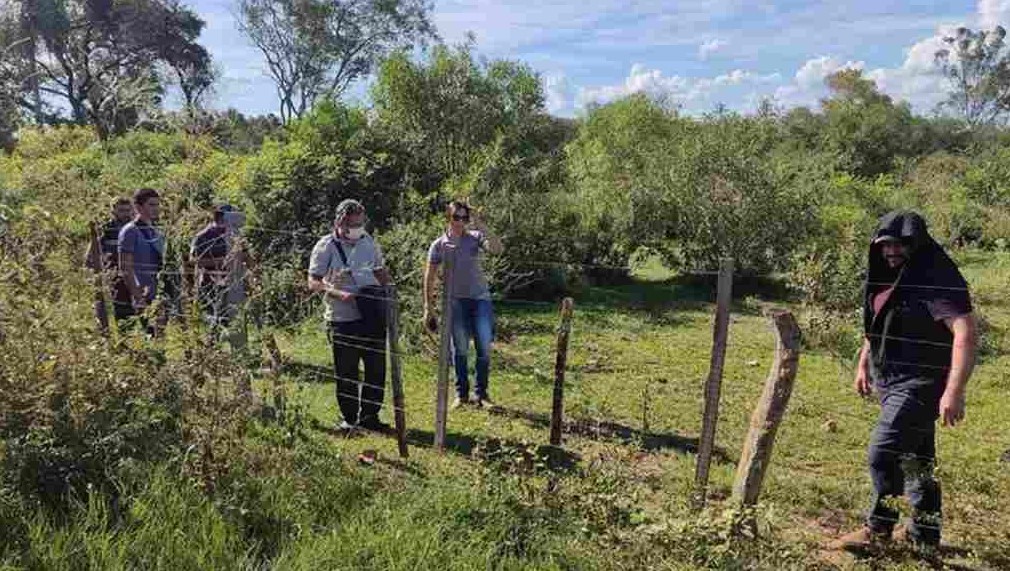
[333,239,357,285]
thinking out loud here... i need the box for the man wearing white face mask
[308,199,392,432]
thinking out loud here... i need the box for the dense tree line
[3,4,1010,314]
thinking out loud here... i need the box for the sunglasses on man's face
[452,214,470,222]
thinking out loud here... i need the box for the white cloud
[698,39,729,60]
[576,65,781,112]
[543,74,572,115]
[979,0,1010,30]
[769,56,864,107]
[863,32,951,112]
[794,56,865,90]
[765,26,957,114]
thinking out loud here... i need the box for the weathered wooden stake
[434,246,455,452]
[264,332,286,416]
[387,286,409,458]
[693,257,735,508]
[732,310,801,511]
[88,221,119,339]
[549,298,575,446]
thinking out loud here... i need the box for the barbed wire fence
[68,216,1000,524]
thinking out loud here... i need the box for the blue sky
[187,0,1010,117]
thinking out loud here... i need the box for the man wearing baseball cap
[831,210,976,556]
[191,204,246,333]
[307,199,392,432]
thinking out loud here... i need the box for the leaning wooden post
[549,298,575,446]
[732,310,801,513]
[693,257,735,508]
[88,221,118,339]
[434,245,455,452]
[387,285,409,458]
[264,333,286,417]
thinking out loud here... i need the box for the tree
[372,44,552,191]
[161,23,215,118]
[935,25,1010,127]
[0,0,214,139]
[819,69,921,177]
[0,16,23,150]
[237,0,436,123]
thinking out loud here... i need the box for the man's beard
[885,255,906,268]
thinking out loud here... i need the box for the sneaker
[451,396,467,410]
[336,420,356,432]
[827,526,891,552]
[474,395,495,408]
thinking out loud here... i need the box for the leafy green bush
[569,98,816,274]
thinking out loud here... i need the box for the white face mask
[345,227,366,240]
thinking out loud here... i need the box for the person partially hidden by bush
[116,188,166,336]
[830,211,977,556]
[307,199,392,432]
[423,200,503,410]
[190,204,248,345]
[84,197,132,333]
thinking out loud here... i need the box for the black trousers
[328,320,386,425]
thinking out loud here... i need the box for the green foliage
[568,96,814,273]
[820,69,926,178]
[241,101,406,259]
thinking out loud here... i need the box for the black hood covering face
[863,210,968,334]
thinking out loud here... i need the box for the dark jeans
[113,300,153,336]
[328,320,386,425]
[867,384,942,545]
[450,298,494,399]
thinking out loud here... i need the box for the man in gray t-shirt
[308,199,391,431]
[424,201,503,409]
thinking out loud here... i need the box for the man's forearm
[475,223,503,255]
[308,277,328,294]
[121,255,142,300]
[197,256,224,270]
[423,265,436,309]
[946,332,976,393]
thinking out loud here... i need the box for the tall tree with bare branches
[0,0,213,139]
[236,0,436,123]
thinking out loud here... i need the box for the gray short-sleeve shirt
[427,231,490,300]
[118,221,165,303]
[309,233,384,322]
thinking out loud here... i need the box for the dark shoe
[473,395,495,408]
[827,526,891,551]
[361,418,393,434]
[894,525,941,559]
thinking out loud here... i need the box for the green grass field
[243,250,1007,570]
[8,253,1008,570]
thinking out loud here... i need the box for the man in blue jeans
[831,211,976,556]
[423,201,503,409]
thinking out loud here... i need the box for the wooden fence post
[387,286,409,458]
[549,298,575,446]
[264,332,286,417]
[732,310,801,511]
[693,258,735,508]
[434,246,455,452]
[88,221,118,339]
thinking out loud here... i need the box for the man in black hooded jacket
[831,210,976,553]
